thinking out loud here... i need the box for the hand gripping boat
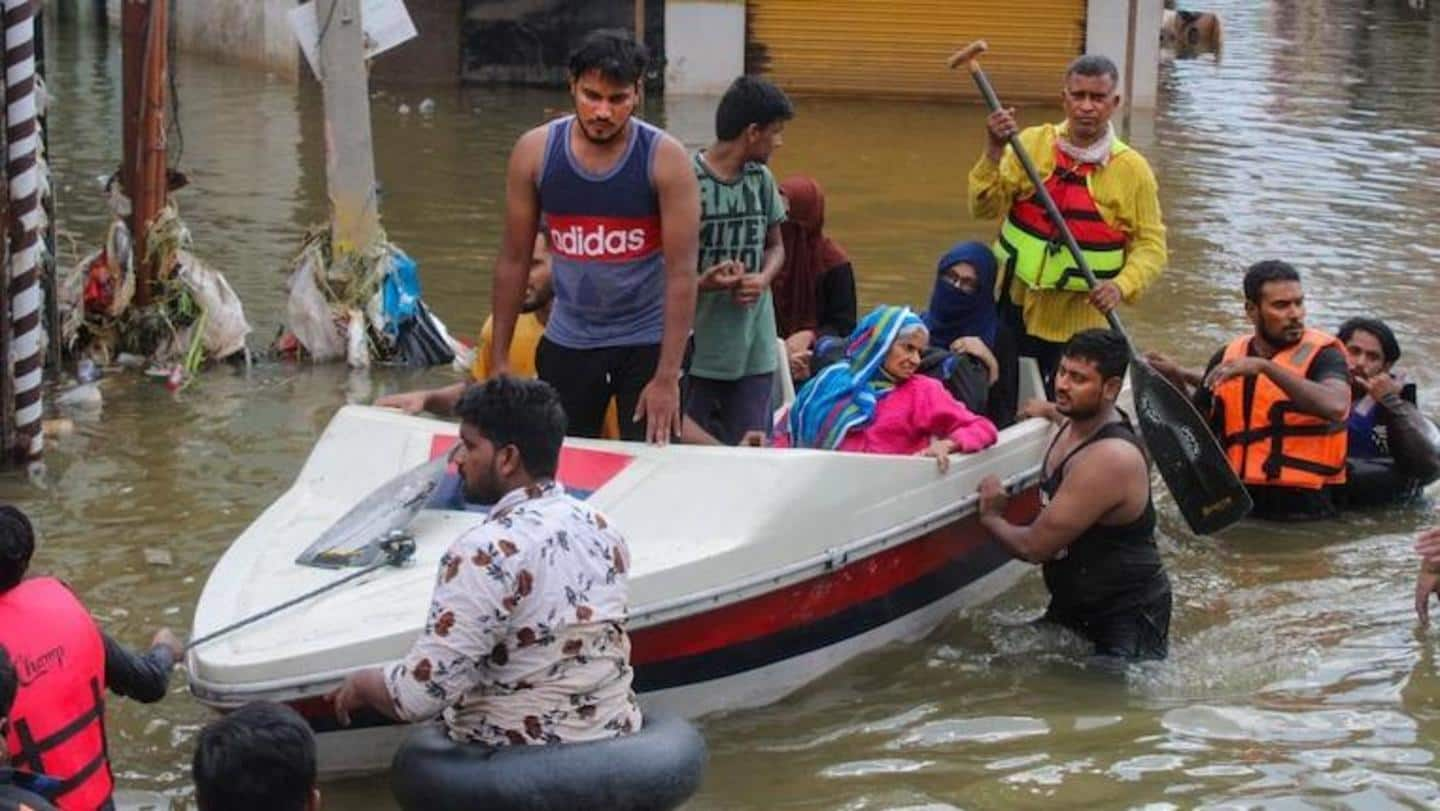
[188,370,1053,776]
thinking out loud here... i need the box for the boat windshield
[295,455,450,569]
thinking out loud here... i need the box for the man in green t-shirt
[687,76,793,444]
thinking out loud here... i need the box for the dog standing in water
[1162,7,1224,59]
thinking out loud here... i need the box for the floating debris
[55,382,102,411]
[275,225,459,368]
[41,418,74,438]
[58,193,252,379]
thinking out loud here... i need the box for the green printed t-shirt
[691,152,787,380]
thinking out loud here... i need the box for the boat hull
[276,494,1039,777]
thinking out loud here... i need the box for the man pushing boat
[977,330,1172,661]
[329,376,643,746]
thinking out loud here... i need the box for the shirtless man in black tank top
[977,329,1172,660]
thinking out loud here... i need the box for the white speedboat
[188,368,1053,776]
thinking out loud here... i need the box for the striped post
[4,0,43,463]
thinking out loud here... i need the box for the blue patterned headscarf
[786,305,927,449]
[922,241,999,351]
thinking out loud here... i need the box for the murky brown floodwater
[7,0,1440,807]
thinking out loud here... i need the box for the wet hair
[1242,260,1301,304]
[0,645,15,725]
[455,376,566,479]
[1337,317,1401,365]
[0,506,35,593]
[568,29,649,86]
[1062,328,1130,381]
[193,702,317,811]
[1065,54,1120,88]
[714,76,794,141]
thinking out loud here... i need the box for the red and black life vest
[0,577,112,811]
[995,141,1130,292]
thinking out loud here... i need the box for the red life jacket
[996,142,1130,292]
[0,578,112,811]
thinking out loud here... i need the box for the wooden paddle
[948,41,1251,535]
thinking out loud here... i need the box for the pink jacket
[775,374,998,455]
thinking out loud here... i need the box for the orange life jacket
[1213,329,1349,490]
[995,142,1130,292]
[0,577,112,811]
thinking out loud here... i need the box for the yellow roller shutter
[747,0,1087,101]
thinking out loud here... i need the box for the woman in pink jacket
[774,305,998,470]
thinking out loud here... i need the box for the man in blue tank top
[489,30,700,444]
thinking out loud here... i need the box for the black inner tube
[391,713,707,811]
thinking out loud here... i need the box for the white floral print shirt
[385,481,642,746]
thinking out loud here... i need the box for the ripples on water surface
[8,0,1440,808]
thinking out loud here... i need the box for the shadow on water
[10,0,1440,808]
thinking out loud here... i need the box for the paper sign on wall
[290,0,418,74]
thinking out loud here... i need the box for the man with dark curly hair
[330,377,642,746]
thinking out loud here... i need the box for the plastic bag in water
[380,248,422,336]
[176,249,251,360]
[394,301,457,368]
[286,249,345,362]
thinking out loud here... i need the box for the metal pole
[3,0,43,464]
[317,0,380,258]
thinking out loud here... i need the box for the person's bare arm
[1206,357,1349,422]
[489,128,546,377]
[1416,527,1440,624]
[376,382,467,416]
[759,223,785,284]
[328,667,400,725]
[977,440,1142,563]
[1145,352,1205,394]
[734,224,785,306]
[634,135,700,444]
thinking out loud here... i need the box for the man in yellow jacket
[969,54,1167,390]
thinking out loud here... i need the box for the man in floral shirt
[329,376,642,746]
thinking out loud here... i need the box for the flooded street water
[7,0,1440,807]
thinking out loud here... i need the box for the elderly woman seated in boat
[773,305,998,470]
[802,242,1019,430]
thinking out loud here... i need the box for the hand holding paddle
[948,41,1252,534]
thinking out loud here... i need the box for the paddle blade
[1129,360,1252,534]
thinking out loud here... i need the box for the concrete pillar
[1086,0,1161,111]
[115,0,300,78]
[661,93,721,150]
[663,0,744,96]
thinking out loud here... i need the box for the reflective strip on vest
[994,140,1128,292]
[0,577,113,811]
[1213,329,1349,490]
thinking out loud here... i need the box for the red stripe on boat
[630,488,1041,665]
[430,435,633,492]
